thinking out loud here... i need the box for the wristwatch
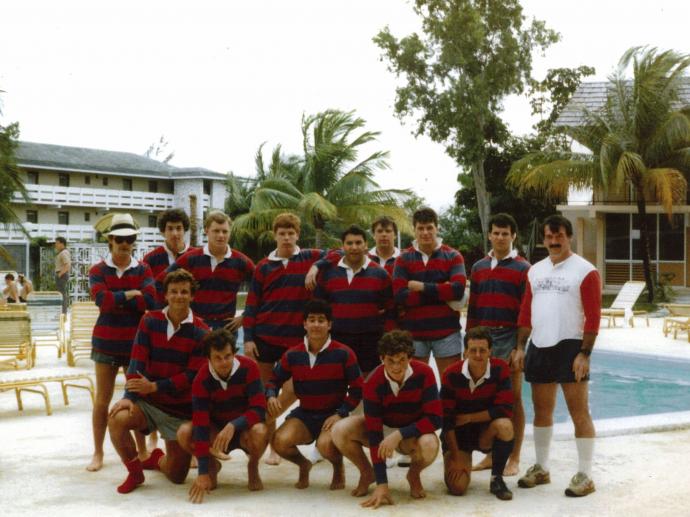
[579,348,592,357]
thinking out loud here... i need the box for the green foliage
[509,47,690,301]
[374,0,559,241]
[228,110,414,258]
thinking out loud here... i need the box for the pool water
[522,349,690,423]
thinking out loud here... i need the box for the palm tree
[0,92,28,264]
[233,109,413,250]
[508,47,690,301]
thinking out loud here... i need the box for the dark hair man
[265,299,364,491]
[441,326,515,501]
[513,214,601,497]
[177,328,269,503]
[466,212,529,476]
[331,329,442,509]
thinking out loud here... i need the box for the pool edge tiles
[524,410,690,440]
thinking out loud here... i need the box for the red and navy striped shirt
[392,244,466,340]
[142,244,188,279]
[313,259,394,335]
[243,248,324,348]
[124,309,208,418]
[89,258,156,361]
[363,360,442,484]
[441,357,513,432]
[466,254,530,329]
[159,247,254,327]
[192,356,266,475]
[265,339,363,417]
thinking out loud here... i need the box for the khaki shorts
[137,398,187,441]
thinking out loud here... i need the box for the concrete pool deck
[1,316,689,516]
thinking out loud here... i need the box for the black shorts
[442,423,491,454]
[255,336,287,364]
[223,429,246,454]
[331,331,382,374]
[286,407,331,443]
[524,339,589,384]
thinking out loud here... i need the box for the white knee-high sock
[533,426,553,471]
[575,438,594,476]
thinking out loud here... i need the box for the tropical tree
[508,47,690,301]
[374,0,559,250]
[232,109,413,252]
[0,90,28,264]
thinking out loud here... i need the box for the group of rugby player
[84,204,600,507]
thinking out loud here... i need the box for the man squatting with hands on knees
[265,299,364,490]
[331,329,442,509]
[177,328,269,503]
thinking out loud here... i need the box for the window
[58,211,69,225]
[605,214,629,260]
[84,176,91,185]
[123,178,133,191]
[84,212,91,222]
[632,214,657,260]
[148,215,158,227]
[27,171,39,184]
[26,210,38,224]
[58,173,70,187]
[203,180,212,195]
[102,177,109,186]
[148,180,158,193]
[659,214,684,261]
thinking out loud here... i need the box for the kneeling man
[177,328,269,503]
[441,326,515,500]
[332,329,442,509]
[108,269,209,493]
[266,299,363,490]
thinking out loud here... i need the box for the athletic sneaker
[397,454,411,467]
[565,472,595,497]
[489,476,513,501]
[517,464,551,488]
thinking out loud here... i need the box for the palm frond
[642,167,687,214]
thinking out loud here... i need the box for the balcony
[0,223,163,246]
[13,184,175,210]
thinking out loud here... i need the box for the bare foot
[137,451,151,462]
[503,457,520,477]
[86,453,103,472]
[248,461,264,491]
[472,453,492,472]
[264,449,281,466]
[407,470,426,499]
[295,462,312,489]
[330,463,345,490]
[351,470,375,497]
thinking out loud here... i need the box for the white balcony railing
[0,223,163,246]
[13,184,175,210]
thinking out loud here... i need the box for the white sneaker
[397,454,411,467]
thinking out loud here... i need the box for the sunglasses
[114,235,137,244]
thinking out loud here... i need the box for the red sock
[141,448,165,470]
[117,458,145,494]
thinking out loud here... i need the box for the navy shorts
[286,407,331,442]
[90,349,130,368]
[332,331,382,374]
[442,423,491,454]
[223,429,246,454]
[524,339,588,384]
[255,336,287,364]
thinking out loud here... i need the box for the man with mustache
[512,215,601,498]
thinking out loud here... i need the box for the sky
[1,0,689,211]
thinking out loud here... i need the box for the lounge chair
[0,311,34,369]
[27,292,65,358]
[662,304,690,340]
[601,281,649,328]
[0,373,95,415]
[66,301,99,366]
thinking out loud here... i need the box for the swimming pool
[522,349,690,423]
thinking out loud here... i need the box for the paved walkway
[1,316,689,516]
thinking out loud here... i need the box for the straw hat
[107,213,140,236]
